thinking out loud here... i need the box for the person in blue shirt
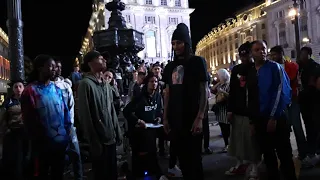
[246,40,296,180]
[21,55,71,180]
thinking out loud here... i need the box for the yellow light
[288,8,297,18]
[302,37,310,43]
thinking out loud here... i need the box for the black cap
[83,51,101,65]
[238,41,251,56]
[172,23,192,46]
[81,51,101,72]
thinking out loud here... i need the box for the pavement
[62,111,320,180]
[1,95,320,179]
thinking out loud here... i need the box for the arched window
[146,30,157,57]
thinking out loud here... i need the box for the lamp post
[6,0,25,84]
[292,0,301,60]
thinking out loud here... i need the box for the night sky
[0,0,262,75]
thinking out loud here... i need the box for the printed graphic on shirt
[145,104,157,111]
[172,65,184,85]
[237,74,246,87]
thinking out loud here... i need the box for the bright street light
[288,8,297,18]
[302,37,310,43]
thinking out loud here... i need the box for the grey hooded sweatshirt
[77,74,122,158]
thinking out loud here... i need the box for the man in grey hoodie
[77,51,122,180]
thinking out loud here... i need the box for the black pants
[2,129,29,180]
[169,139,178,169]
[31,142,67,180]
[157,127,165,154]
[255,115,296,180]
[92,144,118,180]
[301,103,320,156]
[202,115,210,149]
[131,151,162,179]
[219,122,230,146]
[173,131,203,180]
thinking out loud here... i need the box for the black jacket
[299,59,320,105]
[123,90,163,130]
[227,63,254,116]
[123,89,163,152]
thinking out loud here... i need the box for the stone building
[78,0,194,64]
[196,0,320,74]
[195,2,267,74]
[265,0,320,61]
[0,27,10,100]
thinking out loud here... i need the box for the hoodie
[77,74,122,158]
[123,89,162,152]
[247,60,291,121]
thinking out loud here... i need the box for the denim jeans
[67,127,83,180]
[288,101,307,158]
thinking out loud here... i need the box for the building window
[145,0,152,5]
[277,10,284,18]
[300,17,308,39]
[235,42,239,48]
[279,23,287,46]
[125,15,131,23]
[145,16,156,24]
[160,0,167,5]
[175,0,181,7]
[235,33,238,39]
[261,23,266,29]
[262,34,266,40]
[146,30,157,57]
[169,17,179,25]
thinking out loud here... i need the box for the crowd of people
[0,22,320,180]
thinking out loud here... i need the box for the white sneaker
[168,165,183,177]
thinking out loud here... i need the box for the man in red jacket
[270,46,307,159]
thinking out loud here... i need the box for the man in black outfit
[163,23,208,180]
[298,47,320,168]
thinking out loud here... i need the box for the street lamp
[289,0,302,60]
[6,0,25,84]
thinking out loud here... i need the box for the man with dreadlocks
[163,23,208,180]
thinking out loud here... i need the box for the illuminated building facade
[196,2,267,74]
[196,0,320,74]
[265,0,320,61]
[0,27,11,104]
[77,0,194,64]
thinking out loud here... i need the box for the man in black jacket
[298,47,320,168]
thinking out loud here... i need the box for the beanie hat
[238,41,251,55]
[171,23,192,46]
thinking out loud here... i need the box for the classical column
[7,0,25,83]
